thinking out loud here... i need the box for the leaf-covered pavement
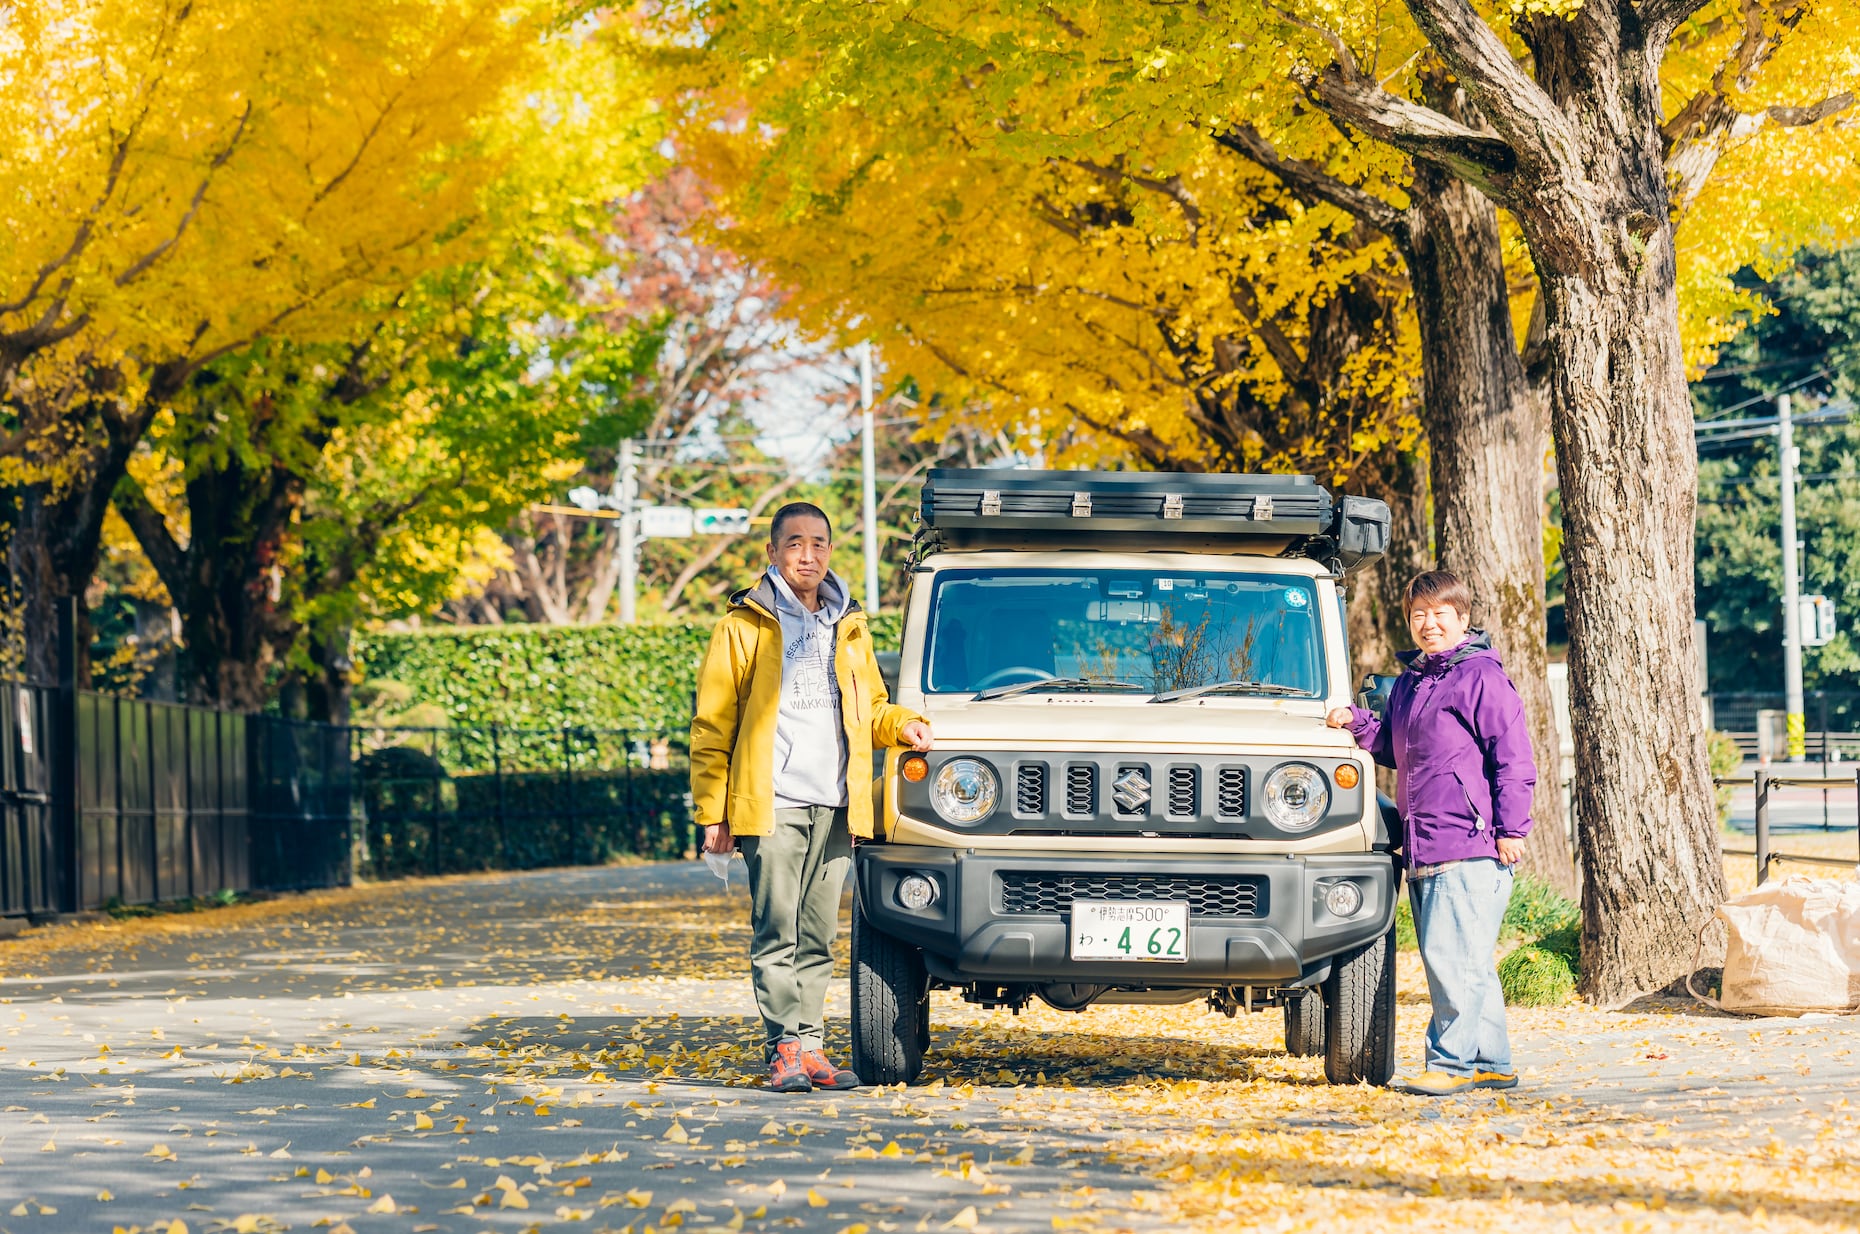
[2,864,1857,1233]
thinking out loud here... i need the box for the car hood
[910,695,1358,752]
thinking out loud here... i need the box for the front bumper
[856,845,1398,986]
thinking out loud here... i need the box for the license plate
[1068,900,1189,961]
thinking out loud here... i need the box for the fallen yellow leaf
[945,1206,979,1230]
[413,1112,434,1131]
[807,1189,829,1208]
[366,1196,396,1214]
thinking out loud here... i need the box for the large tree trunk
[1495,14,1723,1003]
[1402,168,1576,896]
[6,368,170,687]
[1213,124,1573,894]
[115,452,300,713]
[1345,444,1430,681]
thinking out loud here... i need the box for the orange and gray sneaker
[768,1036,812,1093]
[1472,1070,1519,1090]
[799,1048,862,1091]
[1393,1070,1477,1096]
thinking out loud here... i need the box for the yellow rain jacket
[690,574,923,838]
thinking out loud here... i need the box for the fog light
[901,754,929,783]
[1333,762,1360,790]
[1324,881,1364,918]
[898,874,939,910]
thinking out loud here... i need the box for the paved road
[2,864,1857,1233]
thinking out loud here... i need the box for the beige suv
[852,468,1398,1085]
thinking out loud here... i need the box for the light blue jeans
[1408,857,1513,1076]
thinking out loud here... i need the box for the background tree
[1,0,614,684]
[1695,246,1860,696]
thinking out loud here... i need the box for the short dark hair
[769,501,832,545]
[1405,570,1472,618]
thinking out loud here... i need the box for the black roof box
[918,468,1388,572]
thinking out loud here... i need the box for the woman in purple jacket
[1327,570,1536,1096]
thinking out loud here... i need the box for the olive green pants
[741,805,851,1060]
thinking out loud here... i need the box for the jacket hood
[1396,628,1495,676]
[730,569,863,622]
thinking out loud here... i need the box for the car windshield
[922,568,1326,697]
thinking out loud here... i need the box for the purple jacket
[1347,630,1536,867]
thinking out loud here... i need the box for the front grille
[1064,764,1096,815]
[1015,764,1046,815]
[1167,766,1198,817]
[1000,872,1268,919]
[1216,767,1246,818]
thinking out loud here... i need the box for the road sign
[638,506,695,538]
[694,507,751,535]
[1800,595,1837,647]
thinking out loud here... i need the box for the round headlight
[931,758,999,824]
[1262,763,1331,831]
[1324,880,1364,918]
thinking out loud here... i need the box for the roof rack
[917,468,1389,574]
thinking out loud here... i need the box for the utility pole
[1779,393,1805,761]
[859,342,880,614]
[615,438,639,626]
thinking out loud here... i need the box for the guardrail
[1716,769,1860,885]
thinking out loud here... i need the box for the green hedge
[357,745,694,877]
[356,612,905,733]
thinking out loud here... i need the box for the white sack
[1712,876,1860,1016]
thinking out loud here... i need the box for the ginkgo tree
[644,0,1860,998]
[639,8,1560,882]
[1,0,633,685]
[101,20,665,719]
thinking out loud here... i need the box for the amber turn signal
[901,754,929,783]
[1333,763,1361,790]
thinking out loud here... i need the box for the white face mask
[702,850,735,884]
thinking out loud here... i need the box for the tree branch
[1212,125,1410,240]
[115,101,254,288]
[1303,64,1519,200]
[1642,0,1722,48]
[111,471,188,601]
[1396,0,1569,167]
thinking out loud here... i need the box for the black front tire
[851,899,928,1085]
[1283,988,1326,1057]
[1321,925,1396,1085]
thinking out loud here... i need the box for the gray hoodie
[767,566,852,810]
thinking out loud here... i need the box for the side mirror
[1359,674,1396,716]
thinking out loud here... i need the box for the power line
[1695,353,1833,382]
[1694,367,1832,420]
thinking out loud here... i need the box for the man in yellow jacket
[690,502,933,1092]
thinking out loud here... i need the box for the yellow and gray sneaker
[1472,1070,1519,1090]
[1393,1070,1477,1096]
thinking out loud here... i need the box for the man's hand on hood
[900,720,934,751]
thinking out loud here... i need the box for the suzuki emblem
[1112,767,1152,811]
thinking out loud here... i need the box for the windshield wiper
[972,677,1148,702]
[1150,679,1313,703]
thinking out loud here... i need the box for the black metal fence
[1709,691,1860,760]
[353,725,693,878]
[2,603,694,922]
